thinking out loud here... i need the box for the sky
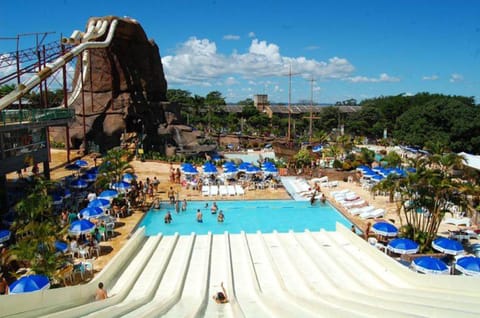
[1,0,480,104]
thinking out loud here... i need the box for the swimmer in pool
[197,209,203,223]
[217,210,225,223]
[211,202,218,214]
[164,211,172,224]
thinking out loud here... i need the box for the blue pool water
[139,200,352,236]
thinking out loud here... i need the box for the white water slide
[0,18,119,111]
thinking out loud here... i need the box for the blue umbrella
[432,237,465,255]
[9,275,50,294]
[50,194,63,205]
[387,238,419,254]
[182,165,198,175]
[238,162,252,172]
[412,256,449,275]
[122,173,137,183]
[456,256,480,276]
[88,198,110,210]
[372,222,398,237]
[263,165,278,176]
[246,165,261,174]
[224,166,238,174]
[86,166,99,175]
[202,163,218,175]
[81,173,97,182]
[222,161,237,168]
[79,207,104,219]
[69,219,95,235]
[65,163,81,171]
[312,144,323,153]
[62,188,71,199]
[70,179,88,189]
[112,181,131,192]
[99,189,118,200]
[55,241,68,253]
[0,230,11,243]
[75,159,88,167]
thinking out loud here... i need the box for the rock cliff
[51,16,215,156]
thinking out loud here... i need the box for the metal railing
[0,107,74,126]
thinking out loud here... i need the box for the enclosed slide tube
[0,18,117,111]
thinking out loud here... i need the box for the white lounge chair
[443,217,471,227]
[210,185,219,196]
[349,205,375,216]
[360,208,385,219]
[219,185,228,196]
[227,185,236,196]
[342,199,366,209]
[331,189,350,196]
[202,185,210,196]
[234,184,245,196]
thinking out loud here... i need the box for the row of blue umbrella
[370,221,479,275]
[182,161,276,176]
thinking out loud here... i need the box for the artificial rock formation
[51,16,215,156]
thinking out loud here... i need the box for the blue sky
[1,0,480,104]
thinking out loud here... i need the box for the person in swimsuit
[211,202,218,214]
[217,210,225,223]
[95,282,108,300]
[212,282,228,304]
[164,211,172,224]
[196,209,203,223]
[0,273,9,295]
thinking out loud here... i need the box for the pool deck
[3,150,480,317]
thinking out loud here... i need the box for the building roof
[223,104,361,114]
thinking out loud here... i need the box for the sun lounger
[443,217,471,227]
[227,185,236,196]
[234,184,245,196]
[349,205,375,216]
[202,185,210,196]
[341,199,366,209]
[219,185,228,196]
[360,208,385,219]
[325,181,339,188]
[210,185,219,196]
[330,189,350,196]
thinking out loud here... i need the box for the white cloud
[449,73,464,83]
[422,75,439,81]
[0,53,20,84]
[225,77,237,85]
[248,32,256,38]
[223,34,240,40]
[346,73,400,83]
[162,37,356,85]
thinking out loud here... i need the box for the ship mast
[287,64,292,141]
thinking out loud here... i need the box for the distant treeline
[341,93,480,154]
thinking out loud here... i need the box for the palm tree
[11,177,66,278]
[372,154,473,252]
[95,148,134,190]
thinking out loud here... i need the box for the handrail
[0,108,75,127]
[0,19,118,111]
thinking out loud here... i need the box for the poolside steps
[5,226,480,318]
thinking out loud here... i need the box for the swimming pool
[139,199,353,236]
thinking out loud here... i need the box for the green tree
[372,154,475,252]
[0,84,16,98]
[205,91,226,133]
[12,177,65,278]
[383,150,403,167]
[96,148,134,190]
